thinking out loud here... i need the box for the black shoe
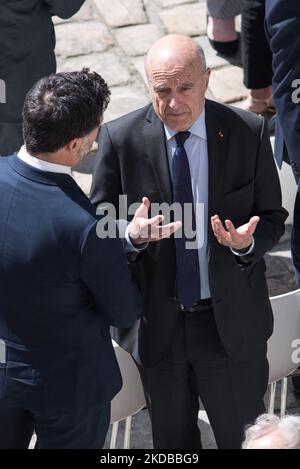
[208,37,239,57]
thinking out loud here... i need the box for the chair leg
[268,381,277,414]
[110,421,119,449]
[123,416,132,449]
[280,378,288,417]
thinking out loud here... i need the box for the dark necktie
[172,131,201,308]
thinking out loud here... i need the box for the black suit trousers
[138,305,268,449]
[242,0,273,89]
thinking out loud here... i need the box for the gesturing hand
[211,215,260,250]
[129,197,182,246]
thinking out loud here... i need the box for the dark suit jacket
[0,0,85,156]
[90,100,288,367]
[0,154,140,415]
[265,1,300,284]
[265,0,300,177]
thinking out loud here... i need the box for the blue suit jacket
[265,0,300,178]
[265,2,300,284]
[0,154,140,415]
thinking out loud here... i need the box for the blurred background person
[242,414,300,449]
[265,0,300,397]
[206,0,241,56]
[0,0,85,157]
[241,0,274,114]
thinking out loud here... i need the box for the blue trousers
[0,398,110,449]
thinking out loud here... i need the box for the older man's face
[148,61,210,132]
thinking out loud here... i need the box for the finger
[148,214,165,226]
[247,216,260,234]
[142,197,150,211]
[134,198,150,219]
[158,221,182,238]
[213,219,231,244]
[224,219,240,242]
[149,221,181,240]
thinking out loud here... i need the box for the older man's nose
[168,95,180,109]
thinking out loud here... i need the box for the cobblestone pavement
[50,0,300,449]
[54,0,247,126]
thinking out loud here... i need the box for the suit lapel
[205,100,228,219]
[142,106,173,204]
[205,100,228,254]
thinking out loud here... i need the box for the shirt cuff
[230,237,255,257]
[125,223,149,253]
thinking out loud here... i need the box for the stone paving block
[208,65,247,103]
[93,0,147,27]
[115,24,161,57]
[132,57,148,85]
[55,22,113,57]
[194,36,228,69]
[57,52,131,87]
[104,85,150,122]
[52,0,96,24]
[159,0,198,7]
[159,2,207,36]
[68,0,99,22]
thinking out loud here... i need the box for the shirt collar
[17,146,72,176]
[164,109,207,142]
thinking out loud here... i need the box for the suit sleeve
[265,2,300,175]
[90,124,122,213]
[43,0,85,19]
[237,118,288,267]
[80,221,141,327]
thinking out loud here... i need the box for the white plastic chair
[267,289,300,416]
[271,135,297,225]
[110,342,146,449]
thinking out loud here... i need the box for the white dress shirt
[164,111,211,299]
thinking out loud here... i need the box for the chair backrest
[110,344,146,423]
[268,289,300,383]
[271,135,297,225]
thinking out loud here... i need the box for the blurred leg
[0,398,34,449]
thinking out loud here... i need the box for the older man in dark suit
[0,0,85,156]
[90,34,288,448]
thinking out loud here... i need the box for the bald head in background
[145,34,211,132]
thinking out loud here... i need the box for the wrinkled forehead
[148,60,202,87]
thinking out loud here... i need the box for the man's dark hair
[23,69,111,154]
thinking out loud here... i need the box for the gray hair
[242,413,300,449]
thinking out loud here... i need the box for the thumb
[134,197,150,218]
[248,216,260,233]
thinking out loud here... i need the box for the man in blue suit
[265,1,300,397]
[0,69,180,449]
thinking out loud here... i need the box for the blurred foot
[242,87,275,114]
[207,16,239,56]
